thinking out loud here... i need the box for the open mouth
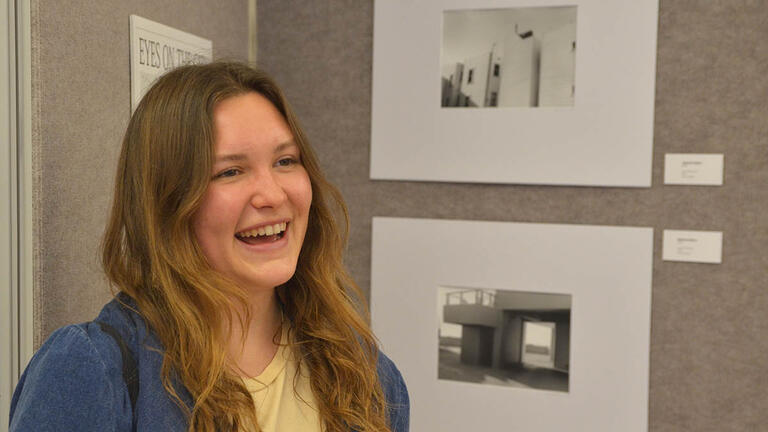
[235,222,288,245]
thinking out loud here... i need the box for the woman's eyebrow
[274,141,298,153]
[214,141,298,162]
[215,153,248,163]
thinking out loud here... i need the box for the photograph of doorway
[437,286,571,392]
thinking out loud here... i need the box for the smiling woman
[193,92,312,304]
[9,62,409,432]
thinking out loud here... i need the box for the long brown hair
[102,62,389,431]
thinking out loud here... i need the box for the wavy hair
[102,61,389,431]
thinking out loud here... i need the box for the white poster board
[371,217,653,431]
[129,15,212,111]
[371,0,659,186]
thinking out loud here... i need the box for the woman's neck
[227,289,283,377]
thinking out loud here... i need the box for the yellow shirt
[241,329,322,432]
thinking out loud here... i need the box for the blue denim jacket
[9,297,410,431]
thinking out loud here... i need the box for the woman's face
[192,92,312,292]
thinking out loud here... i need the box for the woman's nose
[249,170,288,209]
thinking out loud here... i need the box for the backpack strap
[96,321,139,430]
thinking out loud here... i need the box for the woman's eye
[214,168,241,179]
[275,157,299,168]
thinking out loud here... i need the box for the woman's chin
[235,268,297,293]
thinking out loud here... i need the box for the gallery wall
[256,1,768,430]
[31,0,249,342]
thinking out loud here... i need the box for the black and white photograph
[372,0,659,187]
[371,217,653,430]
[441,6,577,108]
[437,287,571,392]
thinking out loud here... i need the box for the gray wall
[554,319,569,370]
[31,0,249,342]
[257,1,768,430]
[460,325,493,367]
[501,314,523,365]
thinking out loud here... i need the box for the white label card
[664,153,724,185]
[662,230,723,264]
[129,15,213,112]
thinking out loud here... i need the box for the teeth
[237,222,288,238]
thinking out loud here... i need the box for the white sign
[664,153,724,185]
[662,229,723,264]
[129,15,212,111]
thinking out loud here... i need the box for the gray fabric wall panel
[258,0,768,430]
[33,0,248,343]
